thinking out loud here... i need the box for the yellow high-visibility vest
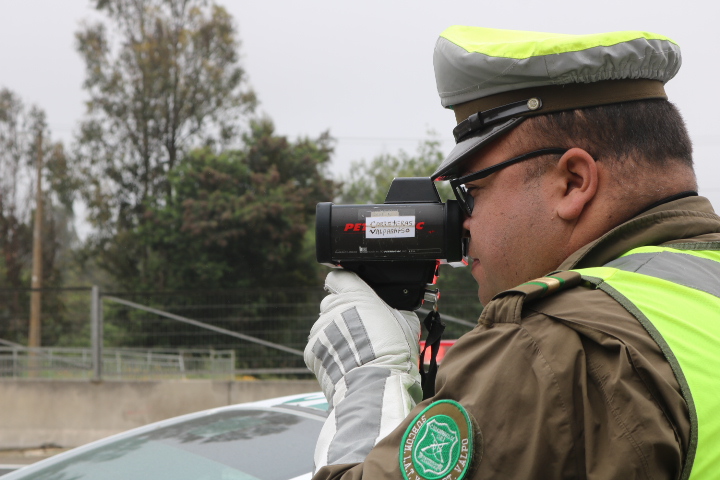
[576,245,720,479]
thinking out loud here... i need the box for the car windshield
[14,409,322,480]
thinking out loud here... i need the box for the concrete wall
[0,379,320,450]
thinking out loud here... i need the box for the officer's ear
[554,148,598,221]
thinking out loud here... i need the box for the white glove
[304,269,422,469]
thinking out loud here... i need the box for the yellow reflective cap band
[439,27,677,60]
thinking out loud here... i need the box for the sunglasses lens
[454,185,474,216]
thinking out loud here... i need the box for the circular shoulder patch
[400,400,475,480]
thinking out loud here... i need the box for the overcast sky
[1,0,718,207]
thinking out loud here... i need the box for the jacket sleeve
[313,289,686,479]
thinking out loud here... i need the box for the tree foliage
[0,88,74,290]
[340,135,452,204]
[123,119,336,290]
[0,88,78,344]
[75,0,257,284]
[0,89,34,291]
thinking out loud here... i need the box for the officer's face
[460,134,570,305]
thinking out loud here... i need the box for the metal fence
[0,288,93,349]
[0,347,234,380]
[0,285,481,379]
[100,288,326,375]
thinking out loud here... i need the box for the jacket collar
[559,196,720,270]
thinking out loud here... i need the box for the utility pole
[28,129,43,350]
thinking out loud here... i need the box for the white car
[2,392,328,480]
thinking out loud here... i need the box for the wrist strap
[419,308,445,400]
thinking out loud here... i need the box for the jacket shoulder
[495,270,583,302]
[479,271,584,325]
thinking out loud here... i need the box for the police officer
[305,26,720,479]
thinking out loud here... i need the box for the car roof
[2,391,328,479]
[240,391,328,410]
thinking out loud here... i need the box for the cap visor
[432,117,525,180]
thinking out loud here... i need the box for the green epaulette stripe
[524,281,549,291]
[495,271,582,302]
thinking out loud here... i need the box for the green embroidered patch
[400,400,475,480]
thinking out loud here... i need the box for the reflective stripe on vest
[574,244,720,480]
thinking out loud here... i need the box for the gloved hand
[305,269,422,468]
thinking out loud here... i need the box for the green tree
[0,88,34,293]
[134,118,336,290]
[74,0,256,285]
[340,135,452,204]
[339,135,482,321]
[0,89,74,287]
[0,88,77,344]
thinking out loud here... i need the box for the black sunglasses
[450,148,569,216]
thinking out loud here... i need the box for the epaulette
[496,271,583,302]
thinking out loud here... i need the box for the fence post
[179,351,186,380]
[91,285,103,382]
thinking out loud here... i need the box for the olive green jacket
[314,195,720,480]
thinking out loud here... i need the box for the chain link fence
[0,288,92,348]
[0,286,482,379]
[101,288,325,374]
